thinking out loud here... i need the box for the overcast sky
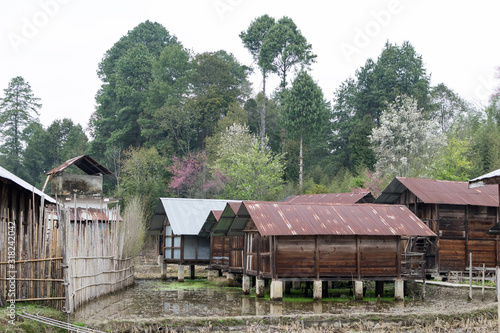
[1,0,499,132]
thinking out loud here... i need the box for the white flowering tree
[370,95,444,178]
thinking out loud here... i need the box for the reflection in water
[73,279,417,323]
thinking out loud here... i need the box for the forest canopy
[1,18,498,216]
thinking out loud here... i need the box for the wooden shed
[231,201,434,282]
[149,198,238,280]
[200,202,244,274]
[0,165,58,307]
[375,177,499,274]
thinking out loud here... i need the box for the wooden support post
[468,253,473,301]
[482,264,485,302]
[190,265,195,280]
[284,281,291,295]
[375,281,384,298]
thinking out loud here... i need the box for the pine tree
[0,76,41,175]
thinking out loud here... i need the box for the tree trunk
[299,135,303,190]
[260,73,266,145]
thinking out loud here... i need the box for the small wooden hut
[0,165,58,307]
[375,177,499,274]
[201,202,244,274]
[228,201,435,300]
[149,198,238,280]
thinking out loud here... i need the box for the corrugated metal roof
[149,198,239,235]
[236,201,435,237]
[46,206,121,222]
[283,192,374,204]
[45,155,112,176]
[0,165,56,203]
[375,177,498,207]
[199,210,223,237]
[212,202,243,236]
[469,169,500,188]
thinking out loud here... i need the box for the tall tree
[260,16,316,90]
[90,21,178,160]
[282,71,328,188]
[240,14,276,143]
[331,41,431,172]
[0,76,41,175]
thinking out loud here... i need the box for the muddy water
[73,279,420,322]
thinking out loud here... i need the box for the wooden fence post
[468,252,472,301]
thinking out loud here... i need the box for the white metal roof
[0,165,56,203]
[469,169,500,188]
[150,198,239,235]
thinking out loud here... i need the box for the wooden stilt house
[375,177,499,274]
[150,198,238,266]
[200,202,244,273]
[228,201,435,281]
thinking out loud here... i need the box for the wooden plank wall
[0,181,64,309]
[397,189,499,272]
[275,235,399,279]
[64,205,134,313]
[229,235,244,271]
[210,236,229,268]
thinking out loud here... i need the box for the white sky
[1,0,499,132]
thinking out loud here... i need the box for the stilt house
[228,201,435,281]
[375,177,499,273]
[150,198,238,266]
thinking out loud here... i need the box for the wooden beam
[356,236,361,280]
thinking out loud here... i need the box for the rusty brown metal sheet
[241,202,435,237]
[46,206,122,222]
[45,155,112,176]
[376,177,498,207]
[283,192,373,204]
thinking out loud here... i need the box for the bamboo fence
[0,185,64,309]
[1,184,134,312]
[64,205,134,312]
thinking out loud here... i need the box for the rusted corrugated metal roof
[199,210,223,237]
[45,155,112,176]
[469,169,500,188]
[375,177,498,207]
[46,206,122,222]
[283,191,374,204]
[236,201,435,237]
